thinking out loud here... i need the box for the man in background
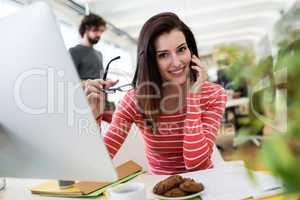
[69,13,106,80]
[70,14,115,123]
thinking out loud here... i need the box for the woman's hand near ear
[190,55,208,93]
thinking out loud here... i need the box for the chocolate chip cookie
[153,175,184,195]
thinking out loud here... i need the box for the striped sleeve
[183,83,227,171]
[99,90,136,158]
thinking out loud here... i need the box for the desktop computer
[0,2,118,182]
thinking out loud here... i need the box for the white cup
[107,182,146,200]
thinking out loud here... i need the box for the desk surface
[1,176,299,200]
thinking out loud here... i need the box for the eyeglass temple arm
[103,56,121,80]
[111,83,133,90]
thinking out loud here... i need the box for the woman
[84,12,227,175]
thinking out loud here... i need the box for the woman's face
[154,29,191,85]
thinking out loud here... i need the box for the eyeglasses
[102,83,134,94]
[103,56,120,81]
[102,56,134,94]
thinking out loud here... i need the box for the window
[0,0,20,18]
[59,21,79,49]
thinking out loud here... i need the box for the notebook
[31,160,144,197]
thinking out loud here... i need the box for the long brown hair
[132,12,199,131]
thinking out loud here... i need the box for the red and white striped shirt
[99,81,227,175]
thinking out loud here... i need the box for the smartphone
[189,56,198,81]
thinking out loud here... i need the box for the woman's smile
[168,66,186,76]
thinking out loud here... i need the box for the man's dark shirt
[69,44,104,80]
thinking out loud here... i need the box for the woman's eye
[158,53,168,59]
[178,46,187,52]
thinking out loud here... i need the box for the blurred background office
[1,0,299,172]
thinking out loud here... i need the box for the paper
[250,172,283,199]
[178,165,282,200]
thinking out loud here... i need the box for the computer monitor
[0,2,118,182]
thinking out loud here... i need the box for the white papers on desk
[181,165,282,200]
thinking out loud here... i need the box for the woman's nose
[171,54,181,67]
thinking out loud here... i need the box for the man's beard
[88,36,100,45]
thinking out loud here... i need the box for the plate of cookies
[152,175,204,200]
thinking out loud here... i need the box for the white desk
[0,177,160,200]
[1,162,284,200]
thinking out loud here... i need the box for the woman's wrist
[188,78,202,94]
[96,114,103,124]
[92,101,105,120]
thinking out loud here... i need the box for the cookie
[183,178,196,182]
[164,187,187,197]
[179,180,204,193]
[153,175,184,195]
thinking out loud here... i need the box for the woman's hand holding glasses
[82,79,118,119]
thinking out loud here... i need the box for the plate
[151,190,203,200]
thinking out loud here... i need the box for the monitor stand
[0,178,6,191]
[58,180,75,189]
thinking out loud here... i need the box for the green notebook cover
[39,170,145,198]
[160,197,202,200]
